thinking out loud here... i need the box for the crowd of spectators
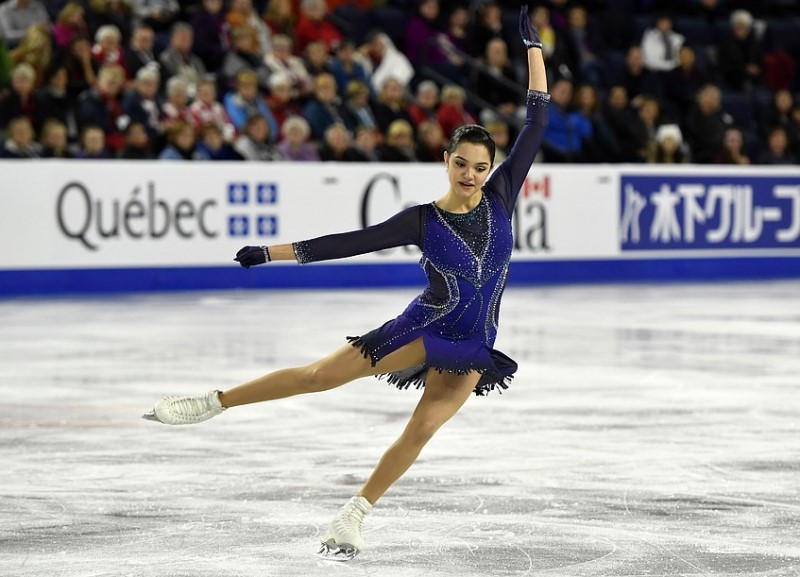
[0,0,798,165]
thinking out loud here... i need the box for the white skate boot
[142,390,225,425]
[317,495,373,561]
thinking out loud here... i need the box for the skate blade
[317,539,358,561]
[141,410,162,423]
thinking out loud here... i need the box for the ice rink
[2,281,799,577]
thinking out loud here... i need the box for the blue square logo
[257,215,278,236]
[228,215,249,237]
[256,183,278,204]
[228,183,249,204]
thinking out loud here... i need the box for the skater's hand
[234,245,270,268]
[519,6,542,50]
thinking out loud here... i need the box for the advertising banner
[0,161,798,294]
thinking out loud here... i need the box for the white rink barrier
[0,160,798,295]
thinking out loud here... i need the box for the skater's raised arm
[484,6,549,218]
[234,205,425,268]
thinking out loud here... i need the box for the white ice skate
[142,390,225,425]
[317,495,373,561]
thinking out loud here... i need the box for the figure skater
[144,7,549,561]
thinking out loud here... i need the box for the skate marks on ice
[1,283,800,576]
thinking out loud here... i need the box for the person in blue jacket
[144,7,549,563]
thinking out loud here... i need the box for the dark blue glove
[519,6,542,50]
[234,245,270,268]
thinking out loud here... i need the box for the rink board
[0,161,798,295]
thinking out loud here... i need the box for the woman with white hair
[717,9,763,92]
[277,115,319,161]
[92,24,126,71]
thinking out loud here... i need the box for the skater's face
[444,143,492,200]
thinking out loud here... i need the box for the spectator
[470,37,521,120]
[294,0,342,55]
[9,23,51,85]
[226,0,272,56]
[443,4,472,56]
[761,89,798,152]
[233,113,285,160]
[159,22,207,97]
[713,126,751,164]
[649,123,689,163]
[757,126,798,164]
[122,64,162,140]
[415,118,446,162]
[0,116,41,158]
[277,115,319,161]
[353,125,380,161]
[302,72,349,140]
[224,69,278,136]
[74,124,111,158]
[408,80,439,129]
[263,0,295,37]
[717,9,763,92]
[161,75,193,130]
[39,118,72,157]
[125,24,158,80]
[361,31,413,95]
[640,12,684,73]
[64,37,98,102]
[76,63,127,152]
[52,2,89,51]
[38,64,77,138]
[436,84,476,140]
[616,45,663,105]
[573,82,618,162]
[541,78,591,162]
[530,6,556,61]
[194,122,242,160]
[303,39,333,77]
[0,0,51,49]
[485,118,510,163]
[632,95,663,162]
[404,0,463,84]
[684,83,732,163]
[342,79,378,133]
[118,120,155,158]
[158,119,197,159]
[219,25,272,92]
[664,45,711,123]
[318,122,364,161]
[191,0,228,72]
[264,34,313,99]
[373,76,414,136]
[87,0,133,46]
[0,63,41,132]
[0,36,9,90]
[189,77,235,142]
[133,0,180,39]
[92,25,127,76]
[602,85,646,162]
[554,4,605,87]
[266,72,302,134]
[330,37,371,96]
[378,119,417,162]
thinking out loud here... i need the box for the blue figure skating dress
[292,91,549,395]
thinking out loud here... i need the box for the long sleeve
[484,90,550,218]
[292,205,425,264]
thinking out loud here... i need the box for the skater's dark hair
[447,124,496,167]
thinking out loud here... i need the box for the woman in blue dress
[144,7,549,561]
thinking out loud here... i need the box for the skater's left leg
[359,370,480,505]
[319,370,479,559]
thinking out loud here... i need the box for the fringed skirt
[348,313,518,396]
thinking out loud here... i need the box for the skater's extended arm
[484,7,550,218]
[235,205,425,267]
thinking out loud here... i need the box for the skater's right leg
[219,338,425,407]
[143,338,426,424]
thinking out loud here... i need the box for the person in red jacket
[293,0,342,55]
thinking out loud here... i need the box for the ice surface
[1,282,799,576]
